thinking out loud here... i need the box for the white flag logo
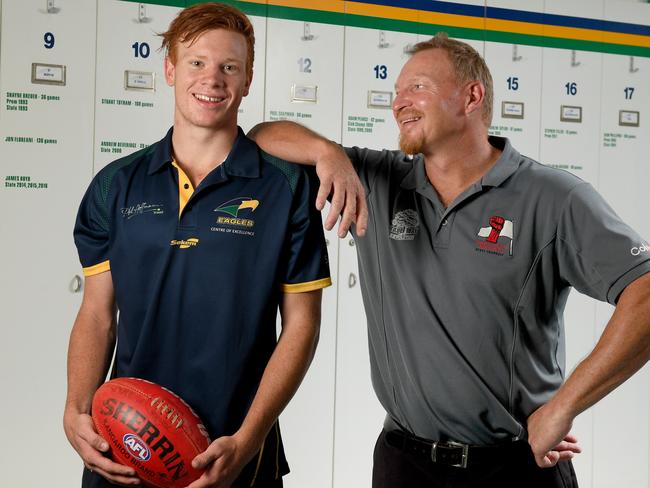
[477,220,514,240]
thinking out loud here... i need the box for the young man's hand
[64,410,141,485]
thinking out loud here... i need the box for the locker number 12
[298,58,312,73]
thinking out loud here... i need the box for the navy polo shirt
[74,127,330,483]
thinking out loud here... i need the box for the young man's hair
[407,33,493,127]
[160,2,255,81]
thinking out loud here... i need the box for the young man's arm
[187,289,323,488]
[527,272,650,467]
[248,121,367,237]
[63,271,141,485]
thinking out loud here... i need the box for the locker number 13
[374,65,388,80]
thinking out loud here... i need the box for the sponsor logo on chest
[390,209,419,240]
[211,197,260,237]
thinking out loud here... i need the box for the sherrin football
[92,377,211,488]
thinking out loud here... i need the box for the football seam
[105,379,207,455]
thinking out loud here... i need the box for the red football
[92,377,211,488]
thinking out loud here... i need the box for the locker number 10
[132,42,151,58]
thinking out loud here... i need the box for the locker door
[539,2,606,486]
[334,26,417,488]
[94,1,179,173]
[238,12,266,133]
[485,1,544,160]
[264,12,345,488]
[593,4,650,487]
[0,0,96,485]
[342,27,415,150]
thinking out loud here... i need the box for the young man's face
[165,28,251,132]
[392,48,466,156]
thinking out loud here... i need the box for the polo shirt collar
[399,136,521,191]
[148,127,174,174]
[480,136,521,188]
[147,126,260,178]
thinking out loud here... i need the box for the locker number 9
[44,32,55,49]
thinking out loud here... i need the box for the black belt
[385,429,525,469]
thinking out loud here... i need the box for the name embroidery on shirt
[475,215,514,256]
[121,202,164,219]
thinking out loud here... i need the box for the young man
[63,4,330,488]
[249,34,650,487]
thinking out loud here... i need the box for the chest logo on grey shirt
[475,215,514,256]
[390,209,419,240]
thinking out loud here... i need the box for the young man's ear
[164,56,175,87]
[243,69,253,97]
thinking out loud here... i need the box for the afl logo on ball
[123,433,151,461]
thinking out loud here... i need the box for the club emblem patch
[390,209,419,241]
[475,216,514,256]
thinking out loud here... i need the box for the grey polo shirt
[345,137,650,444]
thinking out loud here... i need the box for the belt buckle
[431,440,469,468]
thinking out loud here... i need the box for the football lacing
[151,397,184,429]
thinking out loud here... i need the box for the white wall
[0,1,648,487]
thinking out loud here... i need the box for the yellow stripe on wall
[269,0,344,14]
[418,10,485,31]
[345,1,420,23]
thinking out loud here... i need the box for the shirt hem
[83,260,111,277]
[282,277,331,293]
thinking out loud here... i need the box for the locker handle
[348,273,357,288]
[70,275,83,293]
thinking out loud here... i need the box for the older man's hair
[407,33,493,127]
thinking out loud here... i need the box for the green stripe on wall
[120,0,650,57]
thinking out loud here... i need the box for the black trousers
[372,429,578,488]
[81,467,283,488]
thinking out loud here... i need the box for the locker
[538,2,607,485]
[593,4,650,487]
[485,0,544,160]
[341,27,415,151]
[264,17,344,141]
[238,12,267,133]
[264,16,345,488]
[0,0,97,485]
[93,0,179,173]
[332,25,418,488]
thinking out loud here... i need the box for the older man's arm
[248,121,367,237]
[527,272,650,467]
